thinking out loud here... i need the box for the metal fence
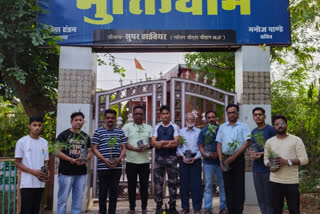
[0,159,19,214]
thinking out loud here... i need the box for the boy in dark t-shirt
[56,112,92,214]
[250,107,276,214]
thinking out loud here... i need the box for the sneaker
[204,210,213,214]
[169,207,179,214]
[180,210,189,214]
[127,211,135,214]
[142,209,148,214]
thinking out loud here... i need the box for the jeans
[203,164,226,212]
[126,162,150,211]
[20,188,43,214]
[98,169,122,214]
[57,174,87,214]
[179,158,202,211]
[223,155,245,214]
[270,182,300,214]
[253,172,272,214]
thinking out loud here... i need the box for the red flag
[134,58,144,70]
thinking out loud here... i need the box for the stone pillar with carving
[53,47,97,212]
[235,46,271,205]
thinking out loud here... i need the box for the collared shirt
[123,122,153,164]
[178,127,201,159]
[15,135,49,188]
[216,120,250,155]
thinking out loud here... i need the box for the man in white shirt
[15,116,49,214]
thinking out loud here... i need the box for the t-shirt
[15,135,49,188]
[251,124,277,173]
[198,125,220,165]
[56,129,91,175]
[264,134,308,184]
[123,122,152,164]
[92,127,126,170]
[152,122,179,157]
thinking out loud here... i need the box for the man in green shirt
[123,105,153,214]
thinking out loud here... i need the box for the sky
[97,52,186,90]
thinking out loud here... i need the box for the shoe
[219,208,228,214]
[142,209,147,214]
[169,207,179,214]
[127,210,135,214]
[194,210,201,214]
[180,210,189,214]
[204,210,213,214]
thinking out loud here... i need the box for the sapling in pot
[107,136,118,164]
[221,139,240,172]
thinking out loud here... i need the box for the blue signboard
[37,0,291,46]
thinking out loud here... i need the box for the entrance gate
[93,77,236,198]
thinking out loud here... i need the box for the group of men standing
[14,103,308,214]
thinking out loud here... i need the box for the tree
[0,0,60,117]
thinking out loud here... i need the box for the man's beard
[277,127,287,135]
[187,122,195,128]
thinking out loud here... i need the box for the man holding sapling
[151,105,179,214]
[264,114,308,214]
[216,104,250,214]
[92,109,126,214]
[15,116,49,214]
[123,105,152,214]
[56,112,92,214]
[198,111,227,214]
[177,112,202,214]
[250,107,276,214]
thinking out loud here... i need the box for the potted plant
[249,131,265,153]
[265,145,280,170]
[179,136,192,161]
[107,136,118,164]
[203,124,218,156]
[221,139,240,172]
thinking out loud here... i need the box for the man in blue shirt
[151,105,179,214]
[250,107,276,214]
[178,112,202,214]
[216,104,250,214]
[198,111,227,214]
[92,109,127,214]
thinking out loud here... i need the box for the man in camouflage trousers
[151,105,180,214]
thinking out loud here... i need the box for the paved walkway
[81,198,260,214]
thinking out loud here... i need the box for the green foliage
[249,131,266,147]
[204,124,217,146]
[179,136,187,147]
[272,72,320,192]
[185,52,235,92]
[107,136,119,148]
[98,53,126,78]
[265,145,280,159]
[228,139,240,153]
[0,99,28,157]
[0,0,60,116]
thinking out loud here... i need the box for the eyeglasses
[105,117,115,120]
[134,113,144,116]
[253,113,264,117]
[274,121,286,126]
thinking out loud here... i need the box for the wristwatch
[288,159,292,166]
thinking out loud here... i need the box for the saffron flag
[134,58,144,70]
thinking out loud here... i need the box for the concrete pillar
[53,47,97,212]
[235,46,271,205]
